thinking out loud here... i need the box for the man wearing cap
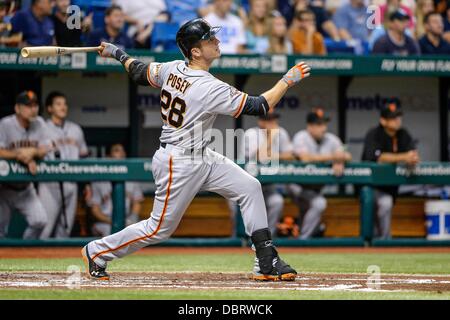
[0,91,52,239]
[10,0,55,47]
[241,112,294,236]
[291,108,352,239]
[372,9,420,56]
[362,102,419,239]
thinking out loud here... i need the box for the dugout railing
[1,159,450,247]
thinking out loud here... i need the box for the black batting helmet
[176,18,221,59]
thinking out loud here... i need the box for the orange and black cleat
[81,245,110,281]
[252,257,297,282]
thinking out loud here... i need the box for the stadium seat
[325,39,369,55]
[151,22,179,52]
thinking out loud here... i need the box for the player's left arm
[262,62,311,109]
[241,62,310,116]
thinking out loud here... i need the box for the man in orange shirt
[290,9,327,55]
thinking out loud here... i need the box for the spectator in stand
[419,11,450,54]
[166,0,210,26]
[0,0,21,47]
[333,0,370,42]
[415,0,436,39]
[279,0,340,40]
[290,9,327,55]
[245,0,270,53]
[204,0,247,54]
[443,1,450,42]
[112,0,168,49]
[267,10,293,54]
[10,0,55,46]
[86,5,133,49]
[52,0,92,47]
[372,9,420,56]
[435,0,448,14]
[377,0,415,33]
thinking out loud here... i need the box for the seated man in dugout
[361,101,420,239]
[289,108,352,239]
[242,112,295,236]
[87,143,144,237]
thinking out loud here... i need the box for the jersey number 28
[160,89,186,128]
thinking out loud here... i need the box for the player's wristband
[113,47,130,65]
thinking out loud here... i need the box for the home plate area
[1,272,450,293]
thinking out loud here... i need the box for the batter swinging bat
[21,46,102,58]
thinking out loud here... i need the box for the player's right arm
[98,42,165,87]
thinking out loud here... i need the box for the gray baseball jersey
[45,119,88,160]
[0,115,52,151]
[292,130,344,156]
[38,119,88,239]
[89,181,144,218]
[147,60,248,149]
[242,126,293,160]
[0,115,51,239]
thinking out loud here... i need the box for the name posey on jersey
[166,73,192,94]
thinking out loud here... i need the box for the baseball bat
[21,46,102,58]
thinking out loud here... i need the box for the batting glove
[281,62,311,88]
[99,42,130,64]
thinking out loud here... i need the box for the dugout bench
[1,160,450,247]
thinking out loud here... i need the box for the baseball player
[290,108,352,239]
[0,91,51,239]
[81,18,310,281]
[38,91,88,239]
[241,112,294,236]
[89,143,143,237]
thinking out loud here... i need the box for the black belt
[160,143,206,154]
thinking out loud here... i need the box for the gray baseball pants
[38,182,78,239]
[373,189,394,239]
[262,185,284,236]
[88,146,268,267]
[0,184,47,239]
[287,184,327,239]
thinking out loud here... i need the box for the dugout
[0,49,449,246]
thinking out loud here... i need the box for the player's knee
[30,215,47,230]
[269,194,284,211]
[377,196,393,214]
[242,176,262,195]
[311,196,327,213]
